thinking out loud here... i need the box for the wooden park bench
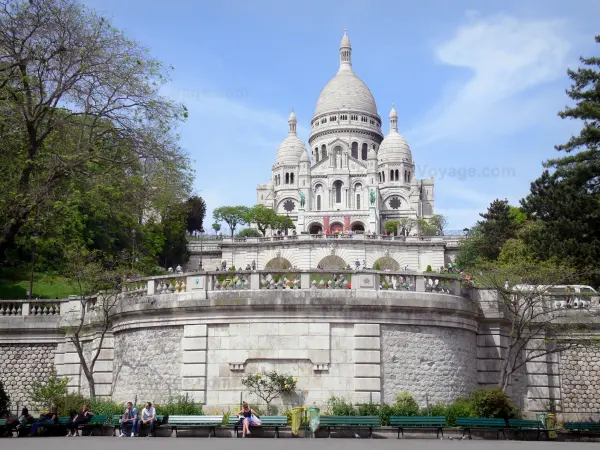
[111,414,165,436]
[319,416,380,438]
[168,415,223,437]
[390,416,447,439]
[456,417,508,439]
[508,419,548,440]
[77,414,108,436]
[227,415,288,438]
[564,422,600,440]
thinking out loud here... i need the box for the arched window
[407,171,410,182]
[361,143,367,160]
[321,144,327,159]
[285,173,289,184]
[315,147,319,162]
[351,142,358,159]
[382,172,385,182]
[334,180,342,204]
[316,195,321,211]
[395,169,399,181]
[356,194,361,210]
[290,173,294,184]
[390,169,394,181]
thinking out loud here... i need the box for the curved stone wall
[112,327,183,404]
[381,325,477,405]
[0,343,56,412]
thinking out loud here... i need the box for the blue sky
[83,0,599,230]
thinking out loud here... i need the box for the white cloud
[407,13,571,147]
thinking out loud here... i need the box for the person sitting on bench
[30,409,58,436]
[67,405,93,437]
[140,402,156,437]
[237,401,260,438]
[120,402,138,437]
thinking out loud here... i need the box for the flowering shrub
[241,371,297,411]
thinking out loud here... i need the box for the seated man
[30,409,58,436]
[140,402,157,437]
[120,402,139,437]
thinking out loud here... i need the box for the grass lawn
[0,268,78,299]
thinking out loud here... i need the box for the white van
[513,284,598,309]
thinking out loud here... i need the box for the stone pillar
[353,324,381,403]
[297,208,306,233]
[181,325,207,403]
[147,280,155,295]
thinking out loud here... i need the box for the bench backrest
[390,416,446,426]
[57,416,71,425]
[456,417,506,428]
[319,416,379,426]
[168,415,223,425]
[509,419,544,429]
[88,414,108,425]
[228,415,288,426]
[565,422,600,430]
[0,419,7,426]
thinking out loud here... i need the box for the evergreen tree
[476,199,518,261]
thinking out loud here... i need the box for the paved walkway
[1,438,598,450]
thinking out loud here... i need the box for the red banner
[324,216,330,234]
[344,216,351,231]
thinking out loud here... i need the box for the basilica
[257,31,434,235]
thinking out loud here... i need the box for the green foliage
[477,199,519,261]
[241,371,297,409]
[375,263,381,270]
[155,394,204,416]
[419,215,448,236]
[443,397,477,426]
[29,370,69,411]
[55,393,87,417]
[393,392,419,416]
[384,220,399,235]
[248,404,265,416]
[469,387,519,419]
[327,396,356,416]
[237,228,262,238]
[212,223,221,233]
[426,265,432,272]
[245,205,278,236]
[0,268,77,299]
[213,206,250,238]
[0,380,10,414]
[87,398,124,416]
[186,196,206,233]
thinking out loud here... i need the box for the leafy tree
[384,221,399,235]
[398,218,417,235]
[29,370,69,411]
[157,202,189,268]
[245,205,278,236]
[547,35,600,192]
[455,224,486,269]
[241,371,297,413]
[213,206,249,238]
[237,228,262,238]
[212,223,221,234]
[476,199,518,260]
[0,0,189,262]
[186,196,206,234]
[428,214,448,235]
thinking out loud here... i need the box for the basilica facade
[257,31,434,235]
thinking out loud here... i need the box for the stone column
[181,325,207,403]
[353,324,381,403]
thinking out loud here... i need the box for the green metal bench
[456,417,508,439]
[390,416,447,439]
[227,415,288,438]
[0,419,11,437]
[564,422,600,440]
[508,419,548,440]
[35,416,71,435]
[111,414,165,436]
[319,416,380,438]
[168,415,223,437]
[77,414,108,436]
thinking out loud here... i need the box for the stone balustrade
[0,299,64,316]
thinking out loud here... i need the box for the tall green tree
[547,35,600,191]
[0,0,189,262]
[186,196,206,234]
[476,199,518,260]
[245,205,278,236]
[213,206,249,238]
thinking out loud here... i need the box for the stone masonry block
[354,350,380,364]
[183,391,206,403]
[93,360,113,372]
[218,391,241,405]
[93,372,113,384]
[181,363,206,377]
[301,335,329,350]
[354,377,381,391]
[309,323,330,336]
[63,352,81,364]
[279,323,309,336]
[97,348,114,360]
[182,377,206,391]
[61,364,81,376]
[183,350,207,364]
[354,392,381,404]
[354,364,381,377]
[476,334,508,348]
[354,324,380,337]
[279,349,309,359]
[308,350,330,364]
[184,325,207,337]
[182,337,207,350]
[229,324,250,336]
[477,359,502,372]
[249,323,279,335]
[94,384,113,396]
[354,337,381,350]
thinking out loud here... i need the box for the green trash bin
[308,407,320,434]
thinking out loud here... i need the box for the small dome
[275,108,306,165]
[340,29,351,48]
[378,104,412,163]
[289,108,297,122]
[300,149,309,162]
[389,104,398,119]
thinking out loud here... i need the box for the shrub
[426,403,448,417]
[241,372,297,412]
[55,393,87,417]
[0,380,10,415]
[375,263,381,270]
[357,402,379,416]
[392,392,419,416]
[426,264,432,272]
[237,228,262,238]
[327,396,356,416]
[444,397,476,426]
[378,403,394,426]
[29,370,69,412]
[88,398,124,417]
[230,265,236,271]
[156,394,203,416]
[469,387,519,419]
[248,404,265,416]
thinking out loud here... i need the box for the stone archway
[351,222,365,232]
[265,257,293,270]
[309,223,323,234]
[372,256,400,271]
[317,255,347,270]
[330,222,343,234]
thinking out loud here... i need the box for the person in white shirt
[140,402,157,437]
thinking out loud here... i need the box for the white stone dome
[300,148,310,162]
[378,105,412,163]
[275,108,306,165]
[315,72,378,116]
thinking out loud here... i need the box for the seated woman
[30,409,58,436]
[237,401,260,438]
[66,404,93,437]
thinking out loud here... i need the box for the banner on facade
[344,216,351,231]
[324,216,330,233]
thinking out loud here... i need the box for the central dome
[315,71,378,116]
[313,30,378,117]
